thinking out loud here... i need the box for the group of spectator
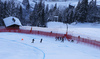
[55,37,65,42]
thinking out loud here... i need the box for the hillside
[0,0,100,26]
[20,22,100,41]
[1,0,100,7]
[0,32,100,59]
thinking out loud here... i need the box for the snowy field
[68,23,100,41]
[0,32,100,59]
[20,22,100,41]
[47,22,100,41]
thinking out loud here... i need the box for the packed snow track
[0,32,100,59]
[0,32,45,59]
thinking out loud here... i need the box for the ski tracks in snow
[0,38,45,59]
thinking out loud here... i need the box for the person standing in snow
[32,39,34,43]
[61,38,64,42]
[40,39,43,43]
[55,37,58,41]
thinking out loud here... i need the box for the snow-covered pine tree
[74,0,81,22]
[30,3,38,26]
[0,0,4,26]
[30,0,46,27]
[19,5,23,20]
[0,0,2,20]
[75,0,88,22]
[41,8,46,27]
[37,0,46,26]
[45,4,49,22]
[61,8,67,22]
[66,4,74,23]
[86,0,99,22]
[22,0,30,10]
[2,1,11,18]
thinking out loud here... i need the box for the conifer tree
[22,0,30,10]
[75,0,88,22]
[0,1,4,25]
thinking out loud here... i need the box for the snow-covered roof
[3,16,22,27]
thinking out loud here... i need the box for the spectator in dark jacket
[32,39,34,43]
[40,39,43,43]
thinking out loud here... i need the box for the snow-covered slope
[1,0,100,9]
[1,0,35,9]
[68,23,100,41]
[45,1,78,8]
[0,32,100,59]
[47,22,100,41]
[45,0,100,8]
[20,22,100,41]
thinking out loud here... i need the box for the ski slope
[68,23,100,41]
[0,32,100,59]
[20,22,100,41]
[47,22,100,41]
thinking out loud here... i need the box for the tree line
[0,0,100,26]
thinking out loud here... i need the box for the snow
[45,0,100,7]
[68,23,100,41]
[45,1,78,8]
[47,22,100,41]
[20,21,100,41]
[1,0,100,9]
[3,16,22,27]
[0,32,100,59]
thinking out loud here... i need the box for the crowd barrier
[0,28,100,49]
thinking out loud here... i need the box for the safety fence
[0,28,100,49]
[71,36,100,49]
